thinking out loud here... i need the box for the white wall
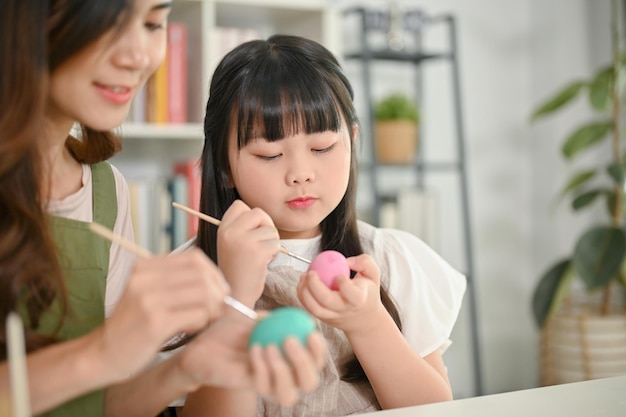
[333,0,611,398]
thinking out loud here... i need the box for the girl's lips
[95,83,133,104]
[287,197,316,209]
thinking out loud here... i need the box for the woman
[0,2,326,416]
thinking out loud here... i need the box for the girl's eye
[256,154,281,161]
[313,144,335,153]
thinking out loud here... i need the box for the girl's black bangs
[235,65,343,147]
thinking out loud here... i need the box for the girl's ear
[351,124,359,146]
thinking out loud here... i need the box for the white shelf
[118,123,203,141]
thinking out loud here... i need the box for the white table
[356,375,626,417]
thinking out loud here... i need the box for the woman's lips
[287,197,316,209]
[95,83,133,104]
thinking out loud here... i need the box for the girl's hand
[217,200,280,306]
[100,249,229,379]
[179,315,327,405]
[297,254,388,335]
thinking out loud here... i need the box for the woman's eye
[145,21,166,31]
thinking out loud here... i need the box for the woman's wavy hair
[198,34,402,383]
[0,0,131,359]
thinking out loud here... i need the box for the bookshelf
[111,0,339,253]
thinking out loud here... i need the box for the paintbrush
[88,222,257,320]
[172,202,311,264]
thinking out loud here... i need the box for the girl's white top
[255,220,466,416]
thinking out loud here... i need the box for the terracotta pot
[374,120,418,164]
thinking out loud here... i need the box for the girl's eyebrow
[152,2,172,11]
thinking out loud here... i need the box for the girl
[0,2,326,416]
[191,34,467,416]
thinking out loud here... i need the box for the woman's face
[47,0,171,131]
[228,122,355,240]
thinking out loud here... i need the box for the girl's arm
[345,309,452,408]
[298,254,452,409]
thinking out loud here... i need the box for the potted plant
[374,93,420,164]
[530,0,626,385]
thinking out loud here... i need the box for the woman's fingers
[283,337,320,393]
[249,332,327,405]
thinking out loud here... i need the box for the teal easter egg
[248,307,316,350]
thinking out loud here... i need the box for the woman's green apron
[37,162,117,417]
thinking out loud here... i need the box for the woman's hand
[217,200,280,306]
[178,315,328,405]
[297,254,388,335]
[100,248,229,380]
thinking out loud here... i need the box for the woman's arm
[178,326,327,417]
[0,250,229,415]
[0,327,123,414]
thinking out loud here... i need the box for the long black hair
[198,34,402,382]
[0,0,131,359]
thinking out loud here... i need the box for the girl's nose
[286,166,315,185]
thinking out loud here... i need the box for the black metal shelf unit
[343,7,483,396]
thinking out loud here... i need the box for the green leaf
[607,162,626,186]
[572,189,603,210]
[588,66,612,111]
[560,170,597,198]
[562,121,612,159]
[375,94,420,123]
[573,226,626,289]
[532,259,573,327]
[531,81,586,121]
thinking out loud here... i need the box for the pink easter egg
[307,250,349,290]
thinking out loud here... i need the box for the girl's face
[47,0,171,131]
[229,122,354,239]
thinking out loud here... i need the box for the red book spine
[174,159,201,238]
[167,23,188,124]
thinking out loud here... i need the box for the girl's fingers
[346,254,380,285]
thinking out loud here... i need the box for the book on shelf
[143,21,188,124]
[146,52,168,124]
[168,174,189,249]
[173,158,201,238]
[128,178,171,254]
[167,22,188,124]
[379,188,439,250]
